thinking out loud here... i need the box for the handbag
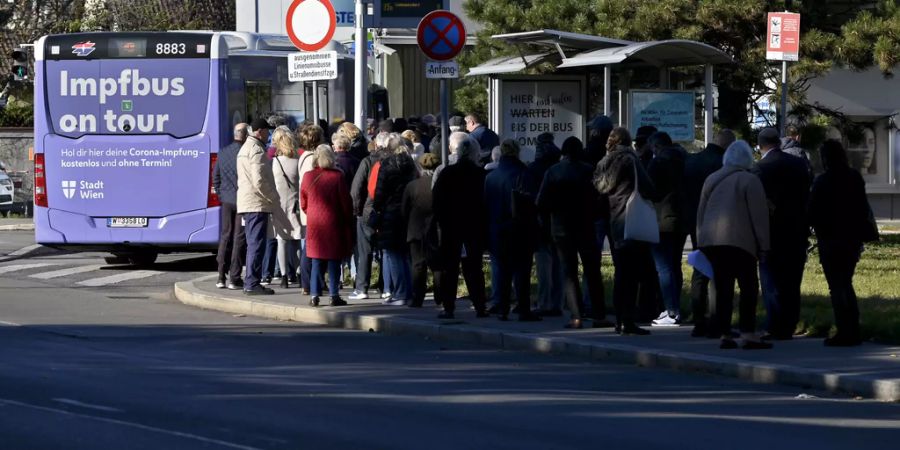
[623,155,660,243]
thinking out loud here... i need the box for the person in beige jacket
[697,140,771,350]
[237,118,279,295]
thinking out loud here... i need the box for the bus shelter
[467,30,734,160]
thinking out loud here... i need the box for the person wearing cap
[237,118,279,295]
[213,122,249,290]
[537,136,608,329]
[752,127,813,340]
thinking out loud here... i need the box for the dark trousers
[493,240,534,316]
[242,212,269,290]
[354,218,381,293]
[262,237,278,279]
[636,250,663,322]
[703,246,759,334]
[689,231,715,328]
[216,202,246,282]
[437,238,487,314]
[581,219,612,315]
[761,243,807,338]
[610,241,653,325]
[819,242,861,338]
[311,259,341,297]
[555,233,605,320]
[300,237,315,290]
[409,239,434,306]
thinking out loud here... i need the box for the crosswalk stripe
[30,265,105,280]
[8,244,42,256]
[0,263,59,275]
[76,270,163,287]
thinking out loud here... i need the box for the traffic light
[11,47,28,81]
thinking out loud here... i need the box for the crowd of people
[211,111,878,349]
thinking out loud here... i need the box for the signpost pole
[354,0,367,130]
[780,60,788,136]
[312,80,320,123]
[440,78,449,165]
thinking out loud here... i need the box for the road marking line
[76,270,163,287]
[0,320,21,326]
[30,265,105,280]
[8,244,42,256]
[0,263,59,275]
[0,398,263,450]
[52,398,124,413]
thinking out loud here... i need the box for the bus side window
[245,81,272,123]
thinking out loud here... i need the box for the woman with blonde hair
[401,129,425,160]
[338,121,369,161]
[301,144,354,306]
[270,126,302,289]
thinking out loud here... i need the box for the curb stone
[174,279,900,402]
[0,223,34,231]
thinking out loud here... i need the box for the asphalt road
[1,230,899,449]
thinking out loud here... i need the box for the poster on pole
[629,90,695,142]
[766,12,801,61]
[498,77,585,162]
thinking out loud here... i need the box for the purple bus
[33,32,353,264]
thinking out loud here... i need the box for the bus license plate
[107,217,149,228]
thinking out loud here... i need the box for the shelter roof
[557,39,733,68]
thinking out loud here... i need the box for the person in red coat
[301,144,354,307]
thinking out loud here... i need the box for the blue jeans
[383,249,412,301]
[489,255,501,306]
[311,259,341,297]
[651,232,687,317]
[242,212,269,290]
[581,220,613,315]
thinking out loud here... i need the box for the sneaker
[654,311,669,321]
[330,296,348,307]
[652,314,681,327]
[227,280,244,290]
[349,290,369,301]
[215,279,226,289]
[381,292,393,300]
[383,298,406,306]
[260,277,272,286]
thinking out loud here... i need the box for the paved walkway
[0,218,33,231]
[176,278,900,402]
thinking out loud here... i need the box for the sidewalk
[0,218,34,231]
[176,278,900,401]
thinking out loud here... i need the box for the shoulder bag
[623,154,660,244]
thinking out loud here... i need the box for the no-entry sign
[416,10,466,61]
[286,0,337,52]
[766,12,801,61]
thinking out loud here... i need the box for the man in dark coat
[683,129,735,336]
[585,115,613,167]
[484,140,541,321]
[782,124,814,175]
[213,122,249,290]
[432,137,489,319]
[525,133,564,316]
[646,132,689,327]
[402,153,441,308]
[466,113,500,165]
[752,127,813,340]
[537,137,608,328]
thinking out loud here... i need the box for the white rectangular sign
[499,79,584,162]
[425,61,459,79]
[288,51,338,82]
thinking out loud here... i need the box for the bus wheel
[104,254,132,265]
[128,252,158,267]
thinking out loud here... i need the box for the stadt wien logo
[72,41,96,57]
[62,180,77,199]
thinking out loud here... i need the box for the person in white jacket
[237,118,278,295]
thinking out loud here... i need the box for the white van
[0,171,14,217]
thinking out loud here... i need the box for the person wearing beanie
[378,119,394,133]
[752,127,813,340]
[402,152,442,308]
[537,136,609,329]
[448,116,465,133]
